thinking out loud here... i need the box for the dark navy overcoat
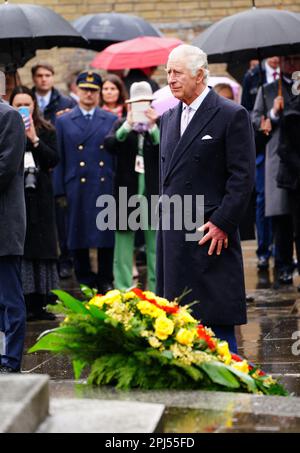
[54,106,117,250]
[156,89,255,326]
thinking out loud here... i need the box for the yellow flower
[100,290,122,306]
[155,296,171,307]
[88,294,104,309]
[137,300,165,318]
[154,316,174,340]
[148,336,162,348]
[143,291,157,300]
[63,316,70,324]
[217,341,232,365]
[123,291,136,301]
[174,309,197,326]
[176,328,196,346]
[231,360,249,374]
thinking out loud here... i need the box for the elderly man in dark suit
[0,100,26,373]
[157,45,255,352]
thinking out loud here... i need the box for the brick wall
[9,0,300,91]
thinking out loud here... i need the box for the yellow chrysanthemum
[154,316,174,340]
[176,328,197,346]
[154,296,171,307]
[137,300,165,318]
[217,341,232,365]
[231,360,249,374]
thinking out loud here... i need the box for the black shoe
[257,256,269,270]
[279,270,293,285]
[98,281,114,294]
[59,263,73,279]
[0,365,20,373]
[246,294,255,302]
[31,309,57,321]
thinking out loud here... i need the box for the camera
[24,167,38,190]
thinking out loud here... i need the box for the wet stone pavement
[22,241,300,398]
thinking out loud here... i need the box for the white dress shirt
[180,86,210,136]
[265,61,280,84]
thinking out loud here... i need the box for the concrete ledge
[0,374,49,433]
[37,399,165,433]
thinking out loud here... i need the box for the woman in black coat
[10,86,59,320]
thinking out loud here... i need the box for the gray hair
[168,44,209,84]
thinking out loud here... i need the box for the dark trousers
[209,325,237,353]
[256,160,273,259]
[73,248,114,287]
[0,256,26,370]
[55,201,72,265]
[290,191,300,272]
[272,214,294,272]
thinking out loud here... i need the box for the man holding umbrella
[253,55,300,285]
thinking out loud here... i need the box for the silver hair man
[167,44,210,83]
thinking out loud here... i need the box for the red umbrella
[91,36,182,70]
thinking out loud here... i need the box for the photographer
[10,86,59,321]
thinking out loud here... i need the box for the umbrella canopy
[91,36,183,70]
[193,8,300,63]
[73,12,162,51]
[0,2,87,71]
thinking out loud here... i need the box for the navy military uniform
[54,72,117,291]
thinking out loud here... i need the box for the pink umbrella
[152,76,241,116]
[91,36,182,70]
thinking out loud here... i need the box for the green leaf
[88,305,107,320]
[174,361,203,382]
[226,365,258,393]
[72,359,88,380]
[52,290,90,314]
[200,362,240,389]
[28,331,69,353]
[80,285,97,299]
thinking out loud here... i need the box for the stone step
[37,398,165,433]
[0,374,49,433]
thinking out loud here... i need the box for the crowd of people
[0,47,299,373]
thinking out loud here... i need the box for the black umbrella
[0,2,88,71]
[192,8,300,64]
[73,12,162,51]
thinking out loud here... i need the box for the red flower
[197,324,216,351]
[231,353,243,362]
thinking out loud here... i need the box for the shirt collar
[265,61,280,78]
[79,107,96,117]
[36,90,52,106]
[182,85,210,112]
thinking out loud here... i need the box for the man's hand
[260,115,272,136]
[198,221,228,255]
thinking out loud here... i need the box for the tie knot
[85,113,92,120]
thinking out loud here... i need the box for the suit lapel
[164,89,219,183]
